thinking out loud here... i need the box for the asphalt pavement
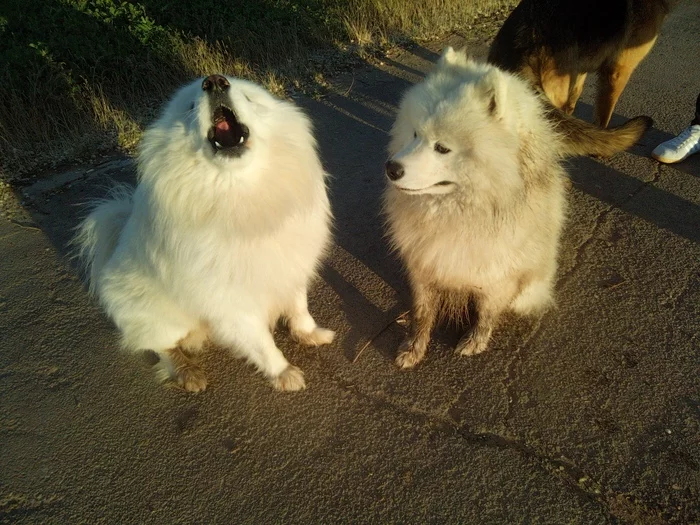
[1,2,698,523]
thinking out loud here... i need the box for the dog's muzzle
[203,74,249,158]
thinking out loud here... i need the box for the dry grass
[0,0,515,180]
[344,0,515,43]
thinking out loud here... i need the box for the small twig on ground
[606,280,627,290]
[342,74,356,97]
[352,310,409,364]
[8,220,40,231]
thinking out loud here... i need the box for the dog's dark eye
[434,143,451,154]
[189,102,195,110]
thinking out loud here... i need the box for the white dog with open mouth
[74,74,334,392]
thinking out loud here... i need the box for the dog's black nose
[385,160,404,181]
[202,74,230,92]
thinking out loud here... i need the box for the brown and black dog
[488,0,678,127]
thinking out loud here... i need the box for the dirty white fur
[74,75,334,391]
[384,48,568,368]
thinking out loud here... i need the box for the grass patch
[0,0,515,180]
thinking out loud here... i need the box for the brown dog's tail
[545,106,653,158]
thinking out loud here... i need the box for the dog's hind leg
[157,342,208,393]
[107,281,208,391]
[395,281,439,369]
[139,328,209,392]
[286,288,335,347]
[595,36,657,128]
[154,323,209,392]
[510,269,555,315]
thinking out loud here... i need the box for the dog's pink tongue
[214,120,236,147]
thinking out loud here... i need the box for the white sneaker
[652,124,700,163]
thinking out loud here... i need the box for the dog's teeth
[238,136,244,144]
[215,141,222,148]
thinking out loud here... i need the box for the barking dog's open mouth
[207,105,249,157]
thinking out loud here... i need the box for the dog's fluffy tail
[545,106,653,158]
[72,185,133,296]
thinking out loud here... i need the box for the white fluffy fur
[74,75,334,391]
[385,48,568,366]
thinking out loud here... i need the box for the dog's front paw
[175,364,208,393]
[456,334,489,356]
[395,338,425,369]
[271,365,306,392]
[294,327,335,347]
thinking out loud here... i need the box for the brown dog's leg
[395,281,439,369]
[595,37,658,128]
[539,57,571,111]
[564,72,588,115]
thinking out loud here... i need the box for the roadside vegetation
[0,0,515,179]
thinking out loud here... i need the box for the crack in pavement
[558,159,665,292]
[502,316,544,424]
[557,203,614,291]
[664,268,698,315]
[332,376,669,524]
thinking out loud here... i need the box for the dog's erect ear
[437,47,468,69]
[439,46,458,65]
[478,69,507,120]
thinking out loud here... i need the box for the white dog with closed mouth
[384,48,569,368]
[74,74,334,392]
